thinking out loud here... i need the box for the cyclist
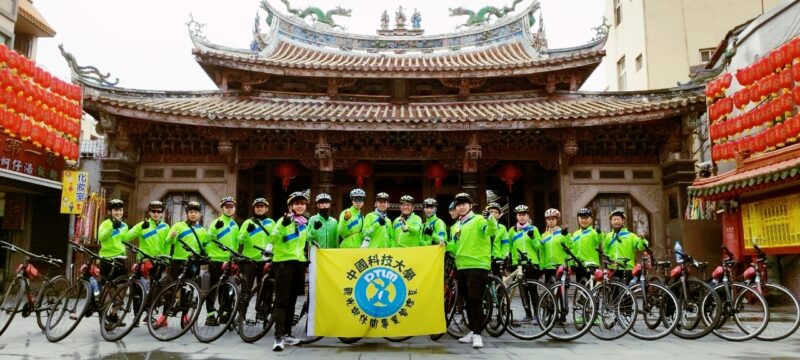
[603,208,648,281]
[307,193,338,249]
[157,200,207,329]
[446,192,497,348]
[505,204,542,322]
[361,192,393,248]
[97,198,129,325]
[539,208,571,284]
[337,189,365,248]
[126,200,170,280]
[270,191,310,351]
[238,198,275,293]
[393,195,424,247]
[422,198,447,246]
[485,202,508,276]
[569,208,602,283]
[203,196,239,326]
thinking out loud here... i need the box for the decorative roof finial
[58,44,119,87]
[380,10,389,30]
[591,16,611,42]
[450,0,524,30]
[395,6,407,29]
[411,8,422,29]
[279,0,352,30]
[187,13,208,42]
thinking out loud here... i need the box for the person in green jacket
[238,197,274,293]
[361,192,393,248]
[393,195,424,247]
[308,193,338,249]
[570,208,602,283]
[485,202,508,276]
[337,188,365,248]
[270,192,310,351]
[126,200,170,277]
[97,198,128,282]
[603,208,648,279]
[539,208,571,284]
[422,198,447,246]
[446,192,496,349]
[156,200,207,329]
[506,204,541,321]
[204,196,240,326]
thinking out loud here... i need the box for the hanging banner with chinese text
[308,246,445,337]
[60,170,88,214]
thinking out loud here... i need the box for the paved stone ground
[1,316,799,359]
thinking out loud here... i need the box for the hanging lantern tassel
[425,161,448,192]
[282,177,290,192]
[348,161,373,188]
[498,163,523,193]
[274,161,298,193]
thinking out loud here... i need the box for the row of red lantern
[0,111,79,160]
[731,66,800,109]
[713,114,800,161]
[0,44,81,101]
[711,90,798,143]
[1,92,81,140]
[736,37,800,87]
[706,73,733,100]
[708,97,733,122]
[0,68,82,121]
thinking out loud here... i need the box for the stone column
[315,134,335,210]
[462,135,482,206]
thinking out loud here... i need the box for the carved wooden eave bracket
[310,78,358,98]
[213,70,270,93]
[528,72,580,93]
[439,78,486,99]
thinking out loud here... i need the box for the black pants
[240,260,267,294]
[612,269,632,283]
[205,261,224,313]
[162,260,198,316]
[457,269,489,333]
[99,259,125,286]
[574,266,598,284]
[523,267,541,318]
[272,260,306,339]
[542,269,557,285]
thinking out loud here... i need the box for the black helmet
[108,199,124,210]
[577,208,593,217]
[454,192,471,204]
[487,202,501,211]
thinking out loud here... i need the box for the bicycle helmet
[544,208,561,218]
[423,198,437,207]
[454,192,471,204]
[349,188,366,198]
[577,208,593,217]
[287,191,309,205]
[108,198,124,210]
[147,200,164,211]
[487,202,502,211]
[448,201,456,211]
[315,193,332,203]
[514,205,529,213]
[400,195,414,204]
[185,201,201,212]
[219,196,236,207]
[376,192,390,200]
[252,197,269,207]
[609,208,626,219]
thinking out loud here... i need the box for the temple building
[67,1,705,254]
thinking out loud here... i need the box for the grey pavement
[1,316,799,359]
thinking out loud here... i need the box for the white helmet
[315,193,332,203]
[350,188,366,198]
[544,208,561,218]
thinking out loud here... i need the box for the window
[573,170,592,179]
[614,0,622,26]
[700,48,716,63]
[590,194,650,236]
[635,54,643,71]
[632,170,654,179]
[171,169,197,178]
[617,56,627,91]
[599,170,626,179]
[13,34,32,58]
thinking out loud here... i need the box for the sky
[32,0,607,91]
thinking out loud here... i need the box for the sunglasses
[352,198,365,202]
[150,210,163,214]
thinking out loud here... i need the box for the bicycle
[667,250,721,339]
[743,243,800,341]
[45,242,125,342]
[0,240,67,336]
[546,244,596,341]
[146,238,205,341]
[236,244,275,343]
[430,253,457,342]
[502,251,555,340]
[99,242,171,341]
[446,259,508,339]
[590,250,638,340]
[624,244,681,340]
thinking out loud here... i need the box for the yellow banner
[309,246,445,337]
[60,170,89,214]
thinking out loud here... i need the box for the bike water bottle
[89,277,101,300]
[674,241,683,264]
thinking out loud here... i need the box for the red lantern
[30,123,45,147]
[736,65,754,86]
[274,161,298,192]
[348,161,373,188]
[19,118,31,140]
[497,163,523,192]
[775,123,789,147]
[733,88,749,109]
[52,136,64,155]
[779,69,793,91]
[424,161,448,191]
[45,130,56,152]
[790,36,800,60]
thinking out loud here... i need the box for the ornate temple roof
[82,83,704,131]
[191,0,605,82]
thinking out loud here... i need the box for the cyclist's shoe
[458,331,474,343]
[153,315,168,330]
[575,315,585,325]
[273,338,285,351]
[219,311,231,324]
[205,313,219,326]
[472,334,484,348]
[256,311,267,322]
[283,335,301,346]
[181,314,192,328]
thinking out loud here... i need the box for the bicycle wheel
[35,275,69,331]
[757,283,800,341]
[0,277,25,336]
[705,282,768,341]
[100,279,145,342]
[547,282,596,341]
[45,279,91,342]
[147,280,202,341]
[431,277,457,341]
[629,282,680,340]
[505,280,554,340]
[485,276,509,338]
[446,282,488,339]
[384,336,412,342]
[193,279,239,343]
[670,278,720,339]
[590,281,637,340]
[238,279,274,343]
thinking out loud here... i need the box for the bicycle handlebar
[211,239,252,263]
[176,238,209,262]
[560,242,583,267]
[123,242,171,266]
[1,240,63,265]
[253,245,274,260]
